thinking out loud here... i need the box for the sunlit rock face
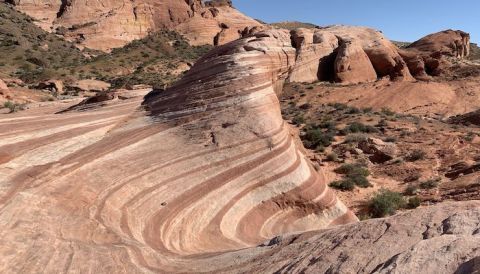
[5,0,261,51]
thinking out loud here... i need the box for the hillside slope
[5,0,262,51]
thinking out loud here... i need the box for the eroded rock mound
[401,30,471,77]
[334,39,377,84]
[5,0,261,51]
[289,26,413,84]
[288,26,473,84]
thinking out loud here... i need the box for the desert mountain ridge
[3,0,262,51]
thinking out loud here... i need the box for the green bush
[334,163,370,177]
[292,114,305,125]
[369,189,406,218]
[345,133,368,143]
[407,196,421,209]
[404,185,419,195]
[419,179,439,189]
[331,163,371,190]
[302,128,335,149]
[329,180,355,191]
[341,122,379,135]
[3,101,25,113]
[326,152,338,162]
[381,108,396,116]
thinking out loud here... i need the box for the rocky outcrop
[334,40,377,84]
[288,28,339,83]
[358,137,398,164]
[67,79,111,92]
[289,26,413,84]
[408,30,470,59]
[288,26,472,84]
[5,0,261,51]
[35,79,64,93]
[219,201,480,273]
[401,30,471,77]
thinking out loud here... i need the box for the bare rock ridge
[288,26,471,84]
[4,0,261,51]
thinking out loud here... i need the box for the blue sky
[233,0,479,43]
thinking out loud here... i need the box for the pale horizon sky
[233,0,479,44]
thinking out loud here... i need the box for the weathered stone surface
[358,137,397,163]
[224,201,480,274]
[289,28,339,83]
[67,79,111,92]
[334,39,377,84]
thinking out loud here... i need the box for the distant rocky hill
[270,21,319,30]
[4,0,261,51]
[0,3,211,89]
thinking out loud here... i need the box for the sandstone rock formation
[0,30,357,272]
[288,26,473,84]
[334,40,377,84]
[215,201,480,273]
[5,0,261,51]
[288,26,413,84]
[67,79,111,92]
[400,30,471,77]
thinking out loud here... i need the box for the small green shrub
[381,108,396,116]
[407,196,422,209]
[345,133,368,143]
[406,150,426,162]
[369,189,406,218]
[329,180,355,191]
[326,152,338,162]
[404,185,419,195]
[3,101,25,113]
[334,163,370,177]
[302,128,335,149]
[419,179,439,189]
[292,114,305,125]
[341,122,379,135]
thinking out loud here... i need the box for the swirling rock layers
[0,30,356,273]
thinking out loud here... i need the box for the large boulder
[334,39,377,84]
[358,137,398,163]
